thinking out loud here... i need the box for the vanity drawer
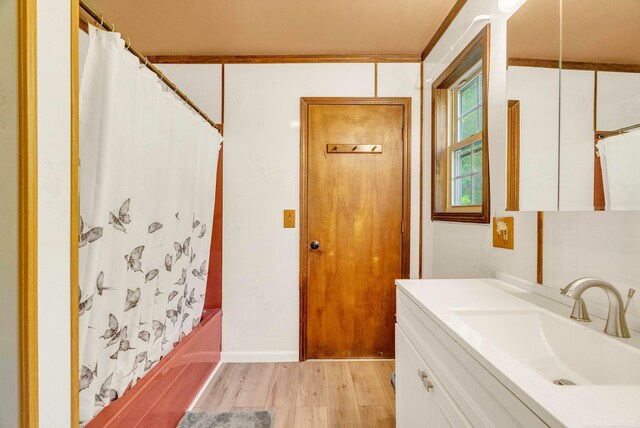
[397,290,547,428]
[396,324,471,428]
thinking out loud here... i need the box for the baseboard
[221,351,299,362]
[187,360,223,411]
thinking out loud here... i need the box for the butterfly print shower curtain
[78,27,221,423]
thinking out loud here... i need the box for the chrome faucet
[561,277,630,338]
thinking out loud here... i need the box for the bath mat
[177,411,274,428]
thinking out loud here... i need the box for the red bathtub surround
[205,145,223,310]
[86,309,222,428]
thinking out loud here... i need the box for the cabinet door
[396,333,430,427]
[396,325,471,428]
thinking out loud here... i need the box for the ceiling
[508,0,640,65]
[81,0,458,56]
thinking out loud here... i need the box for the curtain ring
[125,37,131,51]
[99,15,104,27]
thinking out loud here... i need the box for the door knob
[310,240,321,250]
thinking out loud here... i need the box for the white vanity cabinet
[395,288,547,428]
[396,325,471,427]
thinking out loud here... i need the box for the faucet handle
[570,298,591,323]
[625,288,636,314]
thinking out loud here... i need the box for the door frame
[299,97,412,361]
[18,0,39,424]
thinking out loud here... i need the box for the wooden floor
[193,361,396,427]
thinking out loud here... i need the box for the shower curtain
[78,27,221,423]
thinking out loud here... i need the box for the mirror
[559,0,640,211]
[506,0,561,211]
[506,0,640,211]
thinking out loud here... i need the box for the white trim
[221,351,299,363]
[186,362,223,411]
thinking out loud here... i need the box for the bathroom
[2,0,640,426]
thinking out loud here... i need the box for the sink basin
[452,309,640,385]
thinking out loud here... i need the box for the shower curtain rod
[597,123,640,139]
[79,0,222,134]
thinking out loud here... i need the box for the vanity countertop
[396,278,640,428]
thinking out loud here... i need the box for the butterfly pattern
[95,271,114,296]
[145,269,159,283]
[124,246,145,272]
[79,287,94,316]
[198,224,206,238]
[80,200,214,422]
[192,260,208,281]
[94,373,118,407]
[109,199,131,233]
[79,216,103,248]
[174,237,191,261]
[78,40,220,422]
[79,193,214,420]
[148,222,163,234]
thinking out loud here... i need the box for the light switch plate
[493,216,514,249]
[284,209,296,228]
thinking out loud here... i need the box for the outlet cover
[493,216,514,249]
[284,209,296,228]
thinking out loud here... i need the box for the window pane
[477,73,482,101]
[460,80,478,114]
[453,176,472,206]
[459,109,479,140]
[453,144,472,177]
[472,140,482,173]
[472,174,483,205]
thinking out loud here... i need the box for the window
[432,26,490,223]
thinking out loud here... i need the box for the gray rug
[177,411,274,428]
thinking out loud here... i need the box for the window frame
[448,65,483,210]
[431,25,491,223]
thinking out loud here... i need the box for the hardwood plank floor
[235,363,277,407]
[194,360,395,427]
[266,363,300,408]
[297,361,328,407]
[325,362,363,427]
[349,362,388,406]
[373,361,396,416]
[196,363,251,412]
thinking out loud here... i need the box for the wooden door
[300,98,410,360]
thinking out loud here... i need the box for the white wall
[559,69,594,211]
[128,61,420,361]
[154,64,223,123]
[222,63,423,361]
[377,63,422,278]
[597,72,640,131]
[0,0,20,425]
[423,0,538,284]
[514,68,640,212]
[507,66,559,211]
[37,0,71,424]
[422,0,640,325]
